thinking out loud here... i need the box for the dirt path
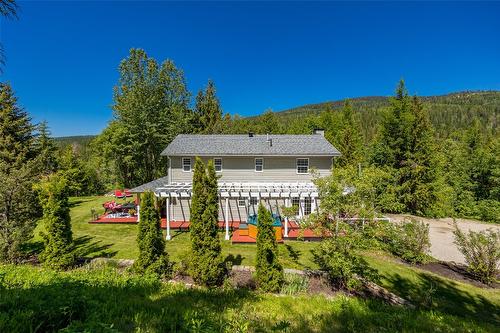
[386,214,500,264]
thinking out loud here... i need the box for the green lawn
[15,196,500,331]
[1,264,498,332]
[51,196,318,269]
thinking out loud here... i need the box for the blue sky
[1,1,499,137]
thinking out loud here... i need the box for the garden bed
[418,261,500,289]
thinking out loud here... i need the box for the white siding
[170,156,332,183]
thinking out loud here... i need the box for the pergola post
[137,205,140,222]
[284,198,289,238]
[224,197,230,240]
[166,197,171,240]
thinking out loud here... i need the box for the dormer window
[214,158,222,172]
[296,158,309,174]
[182,157,191,172]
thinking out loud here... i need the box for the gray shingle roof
[161,134,341,157]
[129,176,169,193]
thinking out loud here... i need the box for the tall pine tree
[370,81,444,216]
[337,100,364,166]
[0,83,39,262]
[189,157,224,287]
[193,79,223,134]
[34,121,58,175]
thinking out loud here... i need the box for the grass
[35,196,318,269]
[19,195,499,332]
[0,263,498,332]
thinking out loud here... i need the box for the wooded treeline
[2,48,499,227]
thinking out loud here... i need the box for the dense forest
[2,48,499,225]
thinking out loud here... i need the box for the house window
[237,199,246,208]
[291,197,300,215]
[296,158,309,174]
[304,198,312,215]
[182,157,191,172]
[250,197,258,206]
[214,158,222,172]
[255,158,263,172]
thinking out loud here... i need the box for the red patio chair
[114,190,125,199]
[124,189,132,197]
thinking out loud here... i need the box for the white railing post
[166,197,171,240]
[225,197,230,240]
[284,198,289,238]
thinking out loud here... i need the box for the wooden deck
[89,216,320,243]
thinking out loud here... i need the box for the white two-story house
[131,130,340,241]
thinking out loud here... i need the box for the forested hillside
[272,91,500,140]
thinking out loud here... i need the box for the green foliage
[280,273,309,295]
[0,83,40,263]
[33,121,59,175]
[334,100,365,166]
[57,145,104,196]
[314,164,389,221]
[453,225,500,285]
[387,218,431,264]
[189,158,224,287]
[0,264,497,332]
[477,200,500,223]
[256,204,284,292]
[134,191,171,277]
[35,173,76,269]
[312,224,378,290]
[98,48,192,187]
[192,79,223,133]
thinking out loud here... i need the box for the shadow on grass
[382,270,500,326]
[73,235,117,259]
[68,197,96,208]
[284,243,301,262]
[0,273,256,332]
[224,254,243,266]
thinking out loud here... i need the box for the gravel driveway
[387,215,500,264]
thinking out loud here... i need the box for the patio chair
[124,189,132,197]
[114,190,125,199]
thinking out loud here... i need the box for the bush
[476,200,500,223]
[189,158,225,287]
[389,218,431,264]
[256,204,284,292]
[453,225,500,285]
[313,224,378,290]
[133,191,172,278]
[280,273,309,295]
[35,173,76,269]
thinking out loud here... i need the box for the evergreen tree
[370,81,445,216]
[337,100,364,166]
[399,96,446,216]
[134,191,171,277]
[193,80,223,133]
[34,121,58,175]
[35,173,75,269]
[0,83,39,262]
[256,203,283,292]
[189,158,224,286]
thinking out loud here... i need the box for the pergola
[152,182,320,241]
